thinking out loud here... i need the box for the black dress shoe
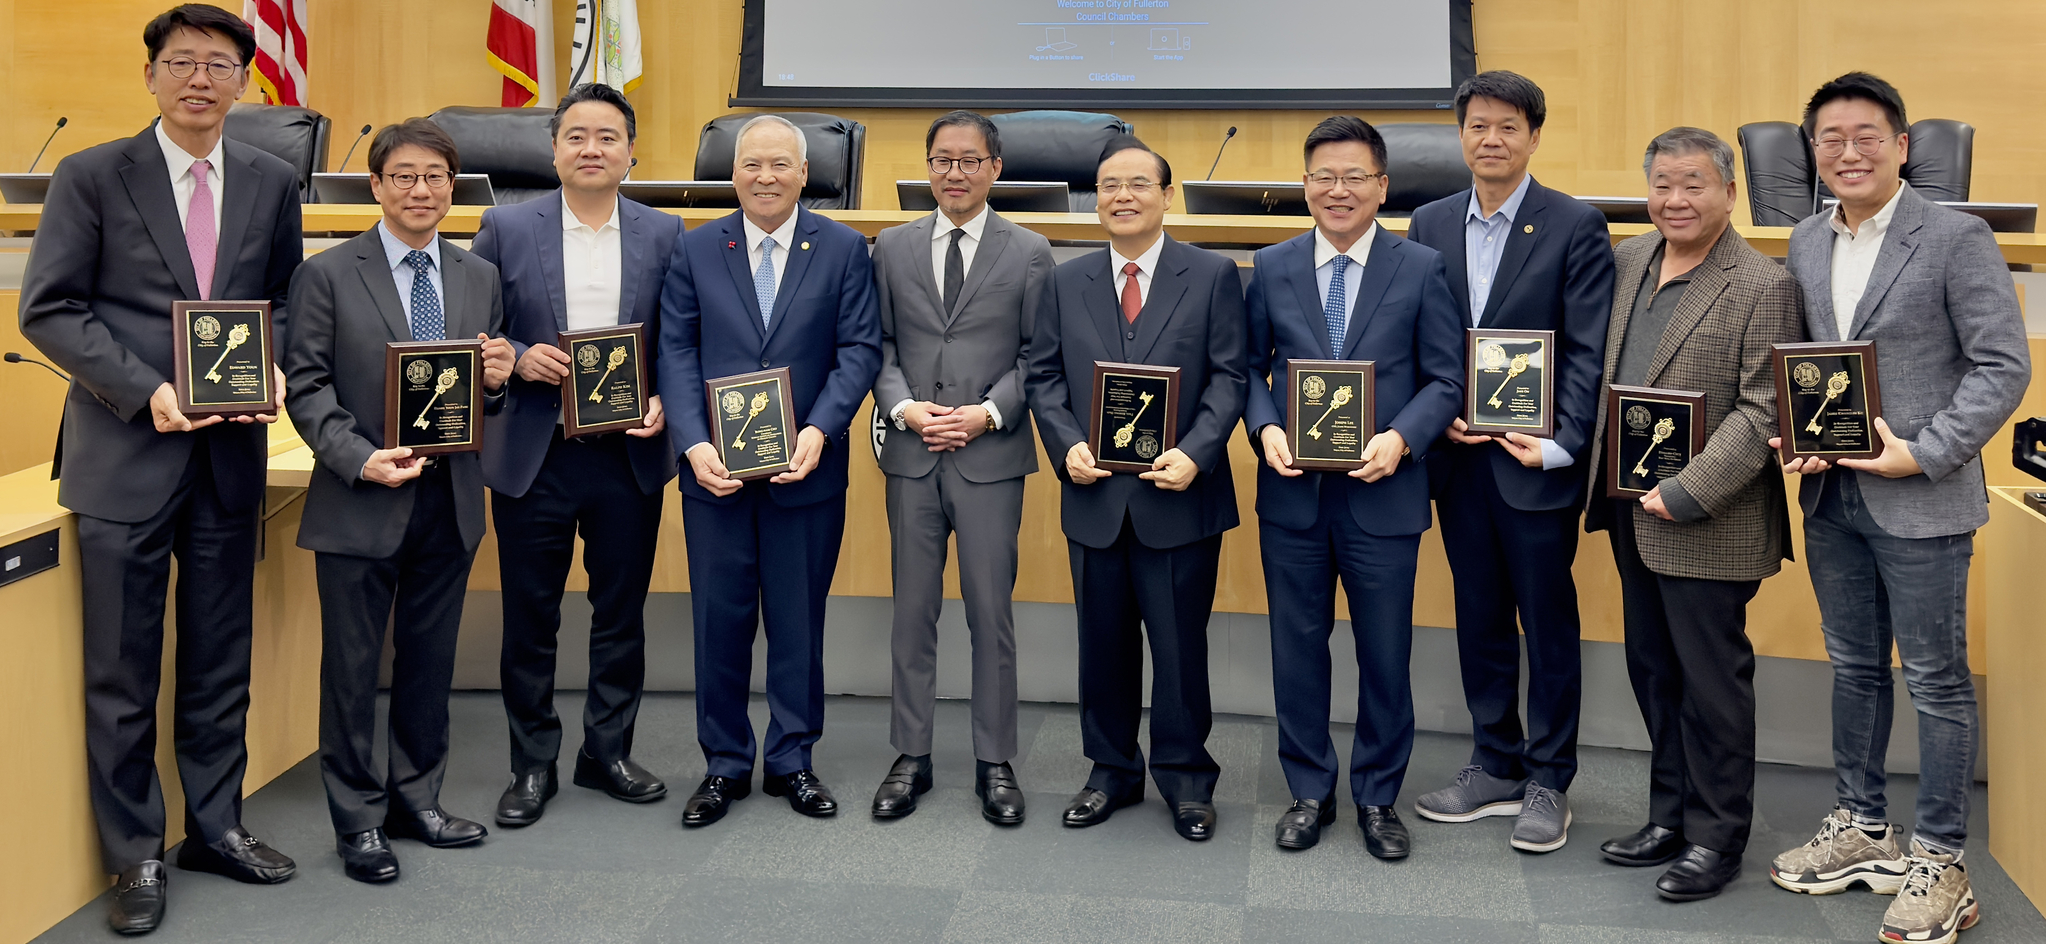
[174,825,296,884]
[1062,784,1143,828]
[1359,805,1412,859]
[107,860,166,935]
[384,806,488,848]
[496,763,559,827]
[763,769,839,817]
[1601,823,1685,867]
[976,760,1025,826]
[573,751,668,803]
[871,754,933,819]
[1174,801,1218,842]
[1275,793,1338,850]
[681,775,751,827]
[1657,845,1741,901]
[336,829,400,884]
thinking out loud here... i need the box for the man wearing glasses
[19,5,301,932]
[1024,138,1246,842]
[1767,73,2029,944]
[865,111,1054,824]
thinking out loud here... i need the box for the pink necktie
[187,160,216,300]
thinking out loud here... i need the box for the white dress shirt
[375,221,442,326]
[1312,223,1377,342]
[1110,232,1167,308]
[889,206,1006,431]
[1828,182,1906,340]
[561,193,623,331]
[154,120,225,245]
[742,212,800,295]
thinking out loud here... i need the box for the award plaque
[384,339,485,455]
[1285,359,1375,471]
[1773,341,1882,463]
[1605,384,1708,498]
[706,367,796,481]
[1089,361,1180,473]
[1465,328,1555,438]
[171,300,274,417]
[560,322,649,437]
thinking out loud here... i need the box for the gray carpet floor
[33,692,2046,944]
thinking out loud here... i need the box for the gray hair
[1642,127,1735,186]
[735,114,808,162]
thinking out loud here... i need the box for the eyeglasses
[1812,133,1898,158]
[1097,179,1159,196]
[1307,173,1385,190]
[378,172,452,190]
[158,57,242,81]
[928,157,987,174]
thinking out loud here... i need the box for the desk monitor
[1181,181,1310,217]
[618,180,741,208]
[0,173,53,204]
[895,180,1070,213]
[312,173,497,206]
[1578,195,1652,225]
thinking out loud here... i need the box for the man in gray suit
[1766,74,2029,944]
[868,111,1054,824]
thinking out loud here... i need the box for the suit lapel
[1848,191,1924,340]
[354,236,413,341]
[1083,253,1125,357]
[949,219,1010,324]
[718,214,767,345]
[117,133,202,300]
[1285,235,1333,357]
[1605,234,1654,382]
[209,142,259,299]
[1800,231,1840,341]
[1480,186,1546,327]
[1642,233,1737,386]
[616,200,649,325]
[906,213,946,319]
[762,209,822,346]
[1130,237,1192,362]
[439,237,470,338]
[536,195,570,332]
[1339,227,1402,358]
[1439,189,1474,326]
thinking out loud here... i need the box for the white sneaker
[1770,808,1909,895]
[1879,840,1979,944]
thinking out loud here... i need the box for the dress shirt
[376,221,442,327]
[1312,223,1377,342]
[1827,182,1906,340]
[890,205,1006,432]
[742,211,800,295]
[154,120,225,246]
[1109,232,1167,309]
[1464,174,1568,469]
[561,193,623,331]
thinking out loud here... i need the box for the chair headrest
[694,112,863,203]
[425,106,560,189]
[1377,123,1466,213]
[986,110,1135,191]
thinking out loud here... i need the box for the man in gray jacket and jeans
[1767,73,2029,944]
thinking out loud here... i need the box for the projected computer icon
[1037,27,1077,52]
[1147,27,1190,51]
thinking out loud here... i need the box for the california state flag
[487,0,548,107]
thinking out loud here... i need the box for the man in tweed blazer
[1583,128,1800,903]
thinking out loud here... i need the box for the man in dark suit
[17,6,301,932]
[867,111,1053,824]
[1244,117,1464,859]
[284,119,514,883]
[473,84,680,827]
[1024,138,1246,843]
[656,115,882,827]
[1406,71,1615,854]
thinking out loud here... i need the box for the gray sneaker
[1880,840,1979,944]
[1414,765,1525,823]
[1510,783,1571,852]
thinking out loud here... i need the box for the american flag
[243,0,308,107]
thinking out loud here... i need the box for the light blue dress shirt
[376,221,443,330]
[1461,175,1570,470]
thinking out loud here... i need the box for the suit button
[1126,331,1136,340]
[945,336,954,343]
[934,382,944,390]
[760,359,770,368]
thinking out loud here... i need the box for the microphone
[5,352,72,384]
[1204,126,1237,181]
[28,117,67,173]
[338,124,373,173]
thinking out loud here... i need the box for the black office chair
[425,106,559,205]
[1377,123,1466,218]
[1737,121,1819,227]
[224,103,330,201]
[1902,118,1974,202]
[987,110,1135,212]
[694,113,866,210]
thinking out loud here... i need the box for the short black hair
[926,110,1001,159]
[370,118,461,176]
[1303,116,1388,175]
[550,83,637,142]
[1454,70,1547,130]
[1802,72,1908,138]
[1097,134,1171,187]
[144,4,256,68]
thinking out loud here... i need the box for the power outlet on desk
[0,528,59,589]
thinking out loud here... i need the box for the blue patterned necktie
[753,236,777,328]
[1325,254,1351,351]
[404,249,445,341]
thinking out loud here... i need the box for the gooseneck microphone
[337,123,373,173]
[28,117,67,173]
[6,352,72,384]
[1204,126,1238,181]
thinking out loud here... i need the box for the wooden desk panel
[1987,487,2046,911]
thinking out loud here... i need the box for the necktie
[754,236,778,328]
[187,160,216,300]
[1325,254,1351,351]
[943,228,966,314]
[1120,261,1142,323]
[403,250,444,341]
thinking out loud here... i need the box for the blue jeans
[1804,472,1977,852]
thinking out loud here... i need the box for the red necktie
[1120,261,1142,323]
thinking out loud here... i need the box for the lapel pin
[801,241,811,251]
[1524,224,1534,234]
[727,240,737,249]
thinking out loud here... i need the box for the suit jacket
[1024,235,1247,550]
[1584,228,1800,582]
[1408,178,1615,512]
[18,129,302,523]
[472,190,681,498]
[656,206,883,506]
[871,209,1053,483]
[284,228,505,559]
[1785,183,2032,538]
[1243,226,1465,536]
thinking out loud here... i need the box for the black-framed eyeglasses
[158,57,242,81]
[378,172,452,190]
[1811,133,1899,158]
[928,156,987,175]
